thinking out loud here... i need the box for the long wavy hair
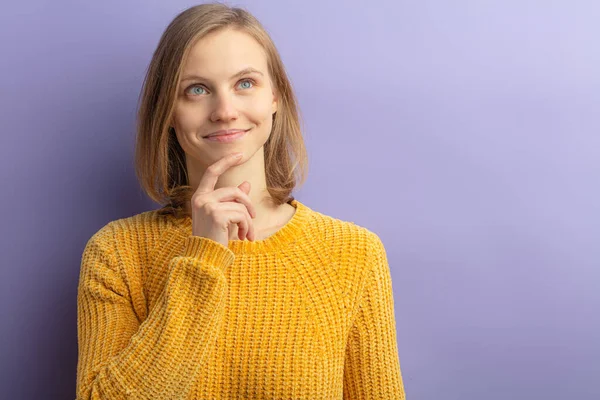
[134,2,308,219]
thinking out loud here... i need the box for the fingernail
[234,152,243,158]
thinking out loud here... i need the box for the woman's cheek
[176,104,205,130]
[247,94,273,118]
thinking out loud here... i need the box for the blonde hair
[134,2,308,219]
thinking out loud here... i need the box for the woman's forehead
[183,29,268,74]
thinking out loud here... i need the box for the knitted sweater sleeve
[75,228,234,399]
[343,233,406,399]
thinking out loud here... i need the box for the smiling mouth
[205,128,251,138]
[203,128,251,143]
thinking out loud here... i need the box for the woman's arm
[75,227,233,399]
[343,233,406,399]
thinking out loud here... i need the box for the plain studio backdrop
[1,1,598,399]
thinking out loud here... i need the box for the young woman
[75,3,406,399]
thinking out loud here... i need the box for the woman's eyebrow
[181,67,264,83]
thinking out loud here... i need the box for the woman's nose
[210,94,238,122]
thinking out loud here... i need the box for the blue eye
[239,79,254,89]
[189,86,206,96]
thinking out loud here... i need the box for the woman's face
[171,28,278,167]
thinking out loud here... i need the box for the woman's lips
[204,129,250,143]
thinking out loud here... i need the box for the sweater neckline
[170,198,311,254]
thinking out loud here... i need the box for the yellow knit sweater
[76,199,405,399]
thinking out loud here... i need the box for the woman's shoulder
[89,209,173,240]
[303,204,384,255]
[302,205,388,296]
[83,209,178,265]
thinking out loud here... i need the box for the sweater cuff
[181,235,235,271]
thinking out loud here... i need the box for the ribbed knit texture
[75,199,405,399]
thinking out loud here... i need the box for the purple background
[1,1,599,399]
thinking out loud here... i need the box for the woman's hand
[189,152,256,247]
